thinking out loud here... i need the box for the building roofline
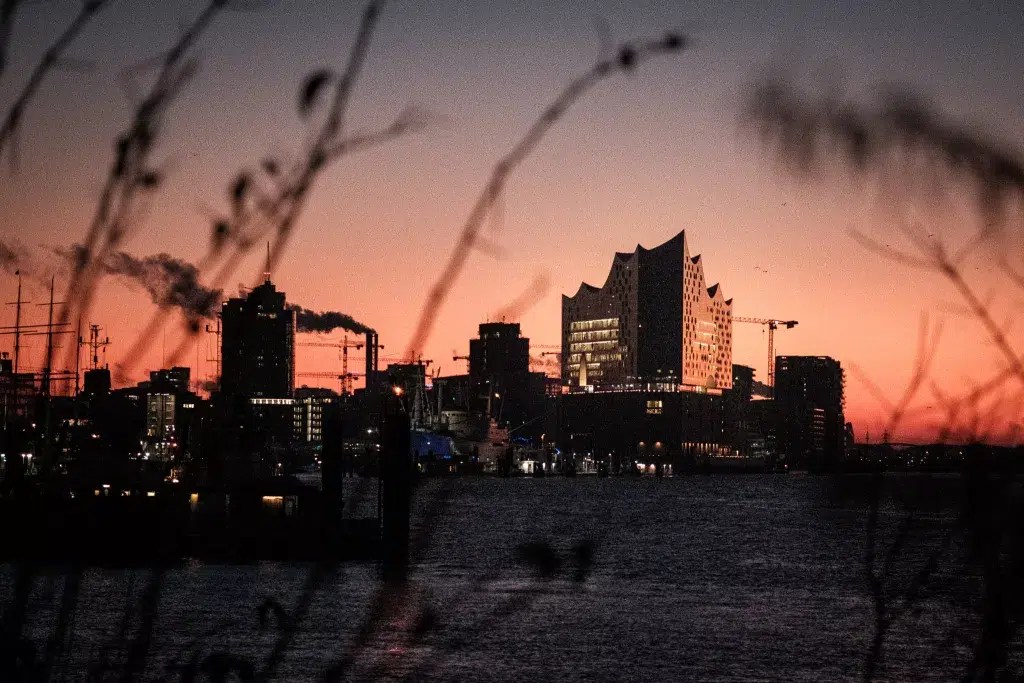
[565,229,687,301]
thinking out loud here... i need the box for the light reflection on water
[3,475,989,681]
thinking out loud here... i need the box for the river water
[3,474,1013,681]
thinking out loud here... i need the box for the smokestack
[365,330,378,390]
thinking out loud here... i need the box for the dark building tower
[724,364,755,455]
[469,322,533,428]
[150,366,191,393]
[774,355,845,469]
[221,278,295,399]
[470,323,530,382]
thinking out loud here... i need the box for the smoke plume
[2,240,221,325]
[491,272,551,322]
[0,240,18,271]
[292,305,372,335]
[0,239,49,282]
[66,245,222,324]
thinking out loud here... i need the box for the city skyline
[1,1,1022,444]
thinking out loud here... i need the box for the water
[2,474,1008,681]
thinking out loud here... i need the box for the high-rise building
[221,278,295,399]
[774,355,845,468]
[0,351,36,422]
[150,366,191,393]
[145,392,176,460]
[561,230,732,390]
[294,386,338,444]
[470,322,530,380]
[468,322,536,428]
[140,366,201,462]
[725,364,755,455]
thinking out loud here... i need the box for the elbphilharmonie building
[561,230,733,392]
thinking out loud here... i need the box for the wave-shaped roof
[564,230,730,306]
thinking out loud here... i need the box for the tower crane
[732,317,798,389]
[296,371,347,394]
[296,334,365,394]
[537,350,561,378]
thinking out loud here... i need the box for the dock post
[379,392,411,581]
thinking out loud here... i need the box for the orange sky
[1,1,1022,444]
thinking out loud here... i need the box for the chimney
[365,330,378,390]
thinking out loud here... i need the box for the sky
[1,0,1022,443]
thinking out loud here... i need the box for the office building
[143,366,201,462]
[221,277,295,399]
[145,392,176,460]
[150,366,191,393]
[774,355,845,468]
[294,386,338,444]
[0,352,36,423]
[468,322,540,430]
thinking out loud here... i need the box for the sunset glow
[2,1,1021,443]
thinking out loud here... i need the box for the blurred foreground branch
[404,31,688,358]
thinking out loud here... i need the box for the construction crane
[296,371,346,394]
[205,314,221,390]
[733,317,798,389]
[537,350,561,378]
[297,334,365,394]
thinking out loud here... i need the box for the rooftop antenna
[38,276,59,397]
[74,315,82,394]
[264,241,271,283]
[206,313,221,391]
[82,324,110,370]
[6,271,27,374]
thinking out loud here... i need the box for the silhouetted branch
[256,563,333,681]
[120,567,166,681]
[862,475,951,681]
[56,0,228,372]
[847,314,942,442]
[886,315,942,437]
[0,0,21,82]
[749,77,1024,680]
[747,76,1024,444]
[0,0,111,167]
[39,565,82,681]
[405,31,689,358]
[744,79,1024,227]
[490,271,551,322]
[120,0,431,377]
[0,563,38,680]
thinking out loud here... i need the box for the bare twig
[405,32,689,358]
[744,79,1024,227]
[0,0,21,82]
[55,0,228,372]
[118,1,432,377]
[490,271,551,322]
[0,0,111,166]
